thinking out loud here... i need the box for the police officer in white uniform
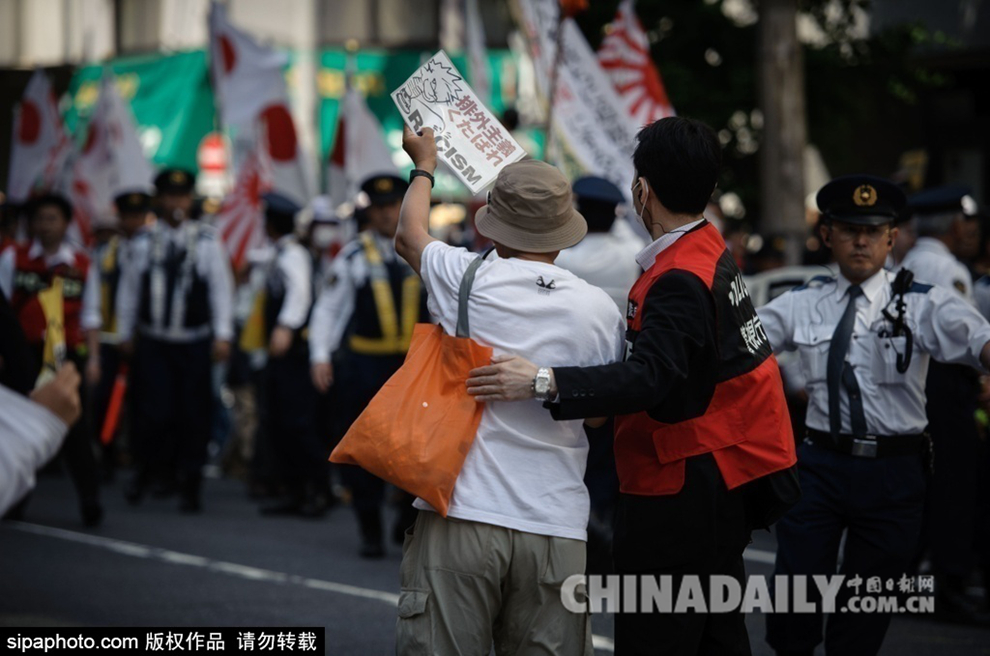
[116,169,234,513]
[254,192,325,517]
[554,175,645,311]
[759,175,990,656]
[900,185,979,300]
[900,184,989,622]
[309,173,430,557]
[81,191,152,475]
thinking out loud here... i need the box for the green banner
[318,48,543,197]
[65,50,216,173]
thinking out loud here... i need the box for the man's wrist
[413,161,436,175]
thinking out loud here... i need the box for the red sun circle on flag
[220,35,237,74]
[261,104,297,162]
[19,100,41,144]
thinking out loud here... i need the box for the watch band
[409,169,435,188]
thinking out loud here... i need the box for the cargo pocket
[396,589,432,656]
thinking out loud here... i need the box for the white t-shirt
[415,241,626,541]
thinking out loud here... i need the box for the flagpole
[345,39,358,92]
[544,10,565,164]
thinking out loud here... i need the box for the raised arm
[395,126,439,275]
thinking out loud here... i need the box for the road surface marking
[6,522,648,651]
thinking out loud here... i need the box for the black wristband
[409,169,435,187]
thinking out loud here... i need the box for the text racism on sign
[391,51,525,194]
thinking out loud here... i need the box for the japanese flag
[327,87,399,209]
[209,1,310,205]
[6,70,72,203]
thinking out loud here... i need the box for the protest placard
[391,51,525,194]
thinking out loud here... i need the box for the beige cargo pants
[396,510,593,656]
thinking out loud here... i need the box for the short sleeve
[419,241,478,328]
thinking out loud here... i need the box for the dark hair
[632,117,722,215]
[577,198,618,233]
[266,212,295,237]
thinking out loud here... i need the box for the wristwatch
[409,169,435,187]
[533,367,552,401]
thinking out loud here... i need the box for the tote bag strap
[455,247,494,338]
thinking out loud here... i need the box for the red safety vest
[9,243,90,350]
[615,221,796,495]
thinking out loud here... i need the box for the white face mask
[312,225,338,249]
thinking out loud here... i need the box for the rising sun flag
[597,0,675,127]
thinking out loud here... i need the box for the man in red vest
[0,192,103,526]
[467,117,797,655]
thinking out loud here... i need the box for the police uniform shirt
[0,240,80,300]
[269,234,312,331]
[309,231,403,364]
[975,275,990,322]
[115,221,234,342]
[900,236,975,303]
[80,237,138,335]
[554,219,647,312]
[758,268,990,436]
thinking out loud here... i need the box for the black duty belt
[805,428,927,458]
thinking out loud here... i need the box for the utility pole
[758,0,807,266]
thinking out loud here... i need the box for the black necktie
[828,285,867,438]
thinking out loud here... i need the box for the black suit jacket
[0,287,38,395]
[549,270,718,422]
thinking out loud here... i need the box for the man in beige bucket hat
[391,126,625,655]
[473,158,589,253]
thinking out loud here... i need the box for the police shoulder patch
[340,242,362,260]
[198,223,218,240]
[794,275,835,292]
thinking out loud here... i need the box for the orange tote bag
[330,255,492,516]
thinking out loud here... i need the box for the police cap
[360,174,408,206]
[114,191,152,215]
[572,176,624,207]
[816,174,905,226]
[907,185,978,218]
[262,192,302,221]
[154,168,196,195]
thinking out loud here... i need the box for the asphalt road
[2,471,988,655]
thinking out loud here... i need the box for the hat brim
[826,213,897,227]
[475,204,588,253]
[367,193,405,206]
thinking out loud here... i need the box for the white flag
[328,86,399,208]
[64,74,154,242]
[104,76,155,196]
[6,71,73,203]
[208,1,309,205]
